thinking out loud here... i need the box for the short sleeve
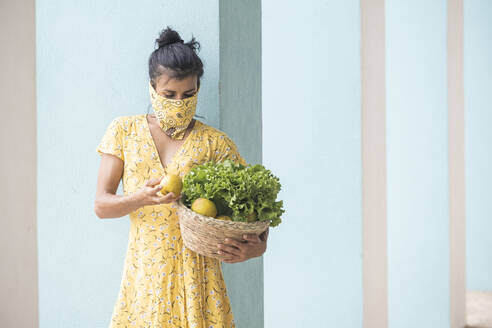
[214,134,248,166]
[96,117,125,161]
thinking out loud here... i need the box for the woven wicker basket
[176,200,270,259]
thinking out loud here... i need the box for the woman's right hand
[135,177,182,207]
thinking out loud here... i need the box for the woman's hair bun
[148,26,204,86]
[156,26,184,48]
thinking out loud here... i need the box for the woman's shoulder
[195,119,229,140]
[109,114,147,133]
[114,114,145,125]
[195,120,246,164]
[195,119,240,151]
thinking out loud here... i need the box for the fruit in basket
[216,215,232,221]
[191,198,217,218]
[158,174,183,197]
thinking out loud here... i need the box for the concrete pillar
[219,1,264,327]
[0,0,39,327]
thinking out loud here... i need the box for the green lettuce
[182,159,284,227]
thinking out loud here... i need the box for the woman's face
[153,73,198,100]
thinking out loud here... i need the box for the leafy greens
[182,159,284,227]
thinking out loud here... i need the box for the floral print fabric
[96,114,247,327]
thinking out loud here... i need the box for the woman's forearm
[95,192,143,219]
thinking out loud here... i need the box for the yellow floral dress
[96,114,247,328]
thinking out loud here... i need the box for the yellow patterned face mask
[148,80,199,139]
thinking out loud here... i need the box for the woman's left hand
[216,227,269,263]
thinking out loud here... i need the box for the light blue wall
[35,0,490,326]
[464,0,492,291]
[262,1,362,327]
[385,1,450,327]
[36,1,220,327]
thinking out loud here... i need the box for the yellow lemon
[159,174,183,197]
[216,215,232,221]
[191,198,217,218]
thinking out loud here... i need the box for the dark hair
[148,26,204,89]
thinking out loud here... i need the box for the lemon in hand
[216,215,232,221]
[191,198,217,218]
[158,174,183,197]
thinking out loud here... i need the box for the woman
[95,26,269,327]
